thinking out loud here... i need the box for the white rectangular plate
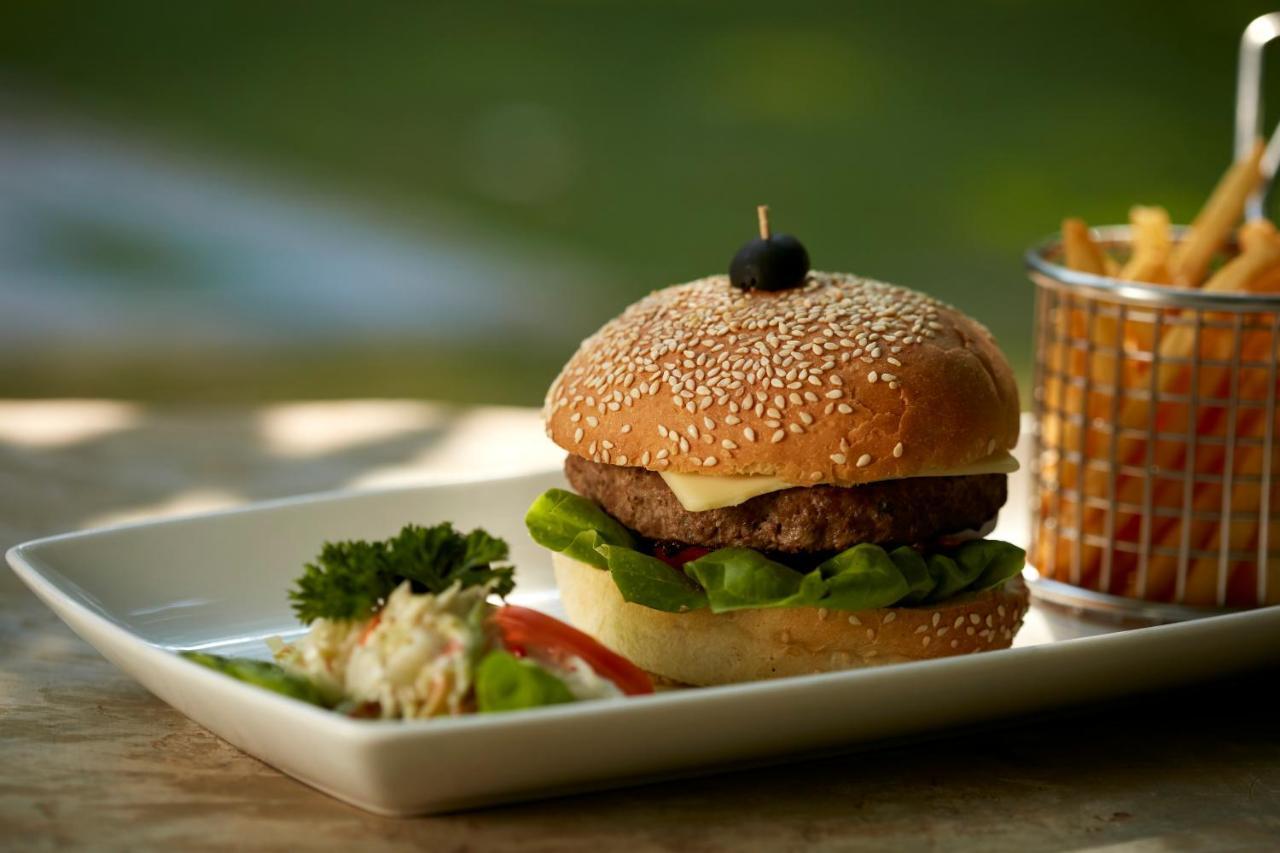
[10,464,1280,816]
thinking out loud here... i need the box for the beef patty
[564,455,1007,554]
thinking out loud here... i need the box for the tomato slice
[653,544,710,570]
[491,605,654,696]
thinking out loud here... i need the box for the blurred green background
[3,1,1279,406]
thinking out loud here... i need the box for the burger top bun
[545,272,1020,487]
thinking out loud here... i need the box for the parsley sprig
[288,523,514,623]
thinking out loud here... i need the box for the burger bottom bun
[552,552,1030,687]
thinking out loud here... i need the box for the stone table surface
[2,400,1279,852]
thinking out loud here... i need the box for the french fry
[1120,205,1173,283]
[1041,145,1279,603]
[1238,217,1278,252]
[1062,218,1117,275]
[1169,139,1265,286]
[1142,406,1269,604]
[1055,239,1280,590]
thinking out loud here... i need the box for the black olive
[730,233,810,292]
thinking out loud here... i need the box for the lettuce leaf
[683,544,913,613]
[683,548,815,611]
[523,488,1024,615]
[888,546,936,604]
[181,652,341,708]
[600,545,709,612]
[961,539,1027,591]
[812,543,913,610]
[525,488,635,569]
[475,650,575,712]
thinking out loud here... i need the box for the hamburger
[525,209,1029,686]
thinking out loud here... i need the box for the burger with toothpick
[526,207,1029,687]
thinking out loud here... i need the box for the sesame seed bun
[553,552,1031,686]
[544,272,1019,486]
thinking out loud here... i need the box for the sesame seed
[830,453,847,464]
[837,403,853,414]
[721,439,738,450]
[868,371,878,383]
[743,427,756,442]
[883,611,897,623]
[893,442,904,458]
[847,615,862,625]
[771,429,786,443]
[703,417,715,430]
[586,416,599,428]
[825,389,843,399]
[573,428,584,443]
[641,451,651,465]
[703,456,718,467]
[856,454,872,467]
[621,424,632,434]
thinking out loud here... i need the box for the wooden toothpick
[757,205,770,240]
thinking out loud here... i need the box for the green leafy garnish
[600,544,709,613]
[524,488,1026,615]
[474,650,575,712]
[889,545,936,604]
[289,522,514,623]
[525,488,636,569]
[181,651,341,707]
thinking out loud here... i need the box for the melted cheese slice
[658,451,1020,512]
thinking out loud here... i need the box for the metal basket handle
[1236,12,1280,220]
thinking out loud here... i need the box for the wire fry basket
[1022,14,1280,623]
[1026,227,1280,621]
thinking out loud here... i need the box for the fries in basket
[1036,139,1280,608]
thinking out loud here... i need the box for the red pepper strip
[491,605,654,696]
[653,545,711,570]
